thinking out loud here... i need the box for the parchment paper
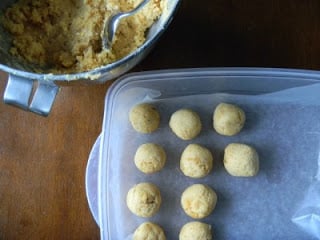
[106,83,320,239]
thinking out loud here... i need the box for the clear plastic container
[87,68,320,239]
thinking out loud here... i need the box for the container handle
[85,134,102,225]
[3,74,59,116]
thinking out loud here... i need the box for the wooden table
[1,1,320,239]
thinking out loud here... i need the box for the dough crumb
[1,0,164,73]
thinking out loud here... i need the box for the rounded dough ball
[179,221,212,240]
[181,184,217,219]
[126,182,162,218]
[134,143,166,174]
[180,144,213,178]
[213,103,246,136]
[223,143,259,177]
[169,109,202,140]
[129,103,160,133]
[133,222,166,240]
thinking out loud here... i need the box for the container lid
[88,68,320,239]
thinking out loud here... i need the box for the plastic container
[86,68,320,240]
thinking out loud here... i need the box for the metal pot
[0,0,180,116]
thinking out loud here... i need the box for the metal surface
[102,0,151,50]
[3,75,59,116]
[3,75,34,110]
[0,0,180,115]
[29,82,59,116]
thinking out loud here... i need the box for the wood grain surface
[1,1,320,239]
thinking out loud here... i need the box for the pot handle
[3,74,59,116]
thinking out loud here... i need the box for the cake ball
[223,143,259,177]
[180,144,213,178]
[181,184,217,219]
[133,222,166,240]
[127,182,162,218]
[213,103,245,136]
[129,103,160,133]
[134,143,166,174]
[179,221,212,240]
[169,109,202,140]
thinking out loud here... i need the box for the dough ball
[179,221,212,240]
[169,109,202,140]
[126,182,162,218]
[181,184,217,219]
[223,143,259,177]
[134,143,166,174]
[180,144,213,178]
[129,103,160,133]
[213,103,246,136]
[133,222,166,240]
